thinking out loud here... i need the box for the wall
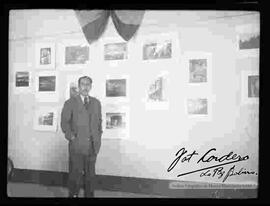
[8,10,259,184]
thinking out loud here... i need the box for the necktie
[84,96,88,109]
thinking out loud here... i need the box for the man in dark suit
[61,76,103,198]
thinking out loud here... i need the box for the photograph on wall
[35,71,58,102]
[185,96,212,120]
[13,71,32,93]
[33,107,58,131]
[241,70,259,104]
[106,79,126,97]
[58,39,90,69]
[103,104,129,139]
[143,40,172,60]
[144,71,169,110]
[65,74,82,100]
[104,75,129,102]
[236,24,260,57]
[104,42,127,60]
[65,45,89,65]
[189,59,207,83]
[16,71,30,87]
[35,42,55,69]
[184,52,212,85]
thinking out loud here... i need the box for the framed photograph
[104,42,128,61]
[103,104,130,139]
[13,71,32,93]
[59,39,90,70]
[33,107,58,131]
[138,32,180,63]
[35,71,58,102]
[35,42,55,69]
[236,24,260,57]
[144,71,169,110]
[184,52,212,86]
[104,75,129,102]
[65,74,82,100]
[241,70,259,104]
[185,96,212,120]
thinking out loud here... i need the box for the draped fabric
[75,10,145,44]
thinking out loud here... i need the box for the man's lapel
[75,95,85,111]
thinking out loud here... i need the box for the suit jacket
[61,95,103,155]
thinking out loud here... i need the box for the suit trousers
[68,142,97,197]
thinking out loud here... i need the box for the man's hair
[78,76,92,86]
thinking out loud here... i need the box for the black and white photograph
[35,42,55,69]
[189,59,207,83]
[104,42,127,60]
[106,112,126,129]
[236,24,260,57]
[8,10,259,199]
[38,76,56,92]
[65,45,89,64]
[143,40,172,60]
[241,71,259,104]
[33,107,57,131]
[15,71,29,87]
[187,98,208,115]
[40,48,51,65]
[248,75,259,98]
[106,79,126,97]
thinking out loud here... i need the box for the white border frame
[144,70,170,110]
[58,39,90,70]
[13,70,32,94]
[241,70,259,104]
[184,95,212,121]
[138,32,180,63]
[100,36,129,67]
[183,51,212,87]
[33,106,58,131]
[235,24,260,58]
[35,71,59,102]
[103,74,130,103]
[102,104,130,139]
[35,42,56,69]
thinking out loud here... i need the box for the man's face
[79,78,92,96]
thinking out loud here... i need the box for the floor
[7,182,166,198]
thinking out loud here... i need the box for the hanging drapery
[75,10,145,44]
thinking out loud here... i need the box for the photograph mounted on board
[189,59,207,83]
[236,24,260,57]
[241,71,259,104]
[65,45,89,65]
[143,40,172,60]
[106,79,127,97]
[33,107,58,131]
[15,71,30,87]
[38,76,56,92]
[106,112,126,130]
[104,42,127,60]
[187,98,208,115]
[35,42,55,69]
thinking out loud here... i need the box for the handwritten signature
[167,147,257,182]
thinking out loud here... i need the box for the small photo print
[39,76,56,92]
[106,79,126,97]
[239,32,260,50]
[104,43,127,60]
[143,40,172,60]
[248,75,259,98]
[38,112,54,126]
[15,71,29,87]
[147,76,167,102]
[189,59,207,83]
[40,48,51,65]
[106,112,126,129]
[65,45,89,64]
[187,98,208,115]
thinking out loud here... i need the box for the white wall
[9,10,259,184]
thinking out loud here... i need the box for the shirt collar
[80,94,89,103]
